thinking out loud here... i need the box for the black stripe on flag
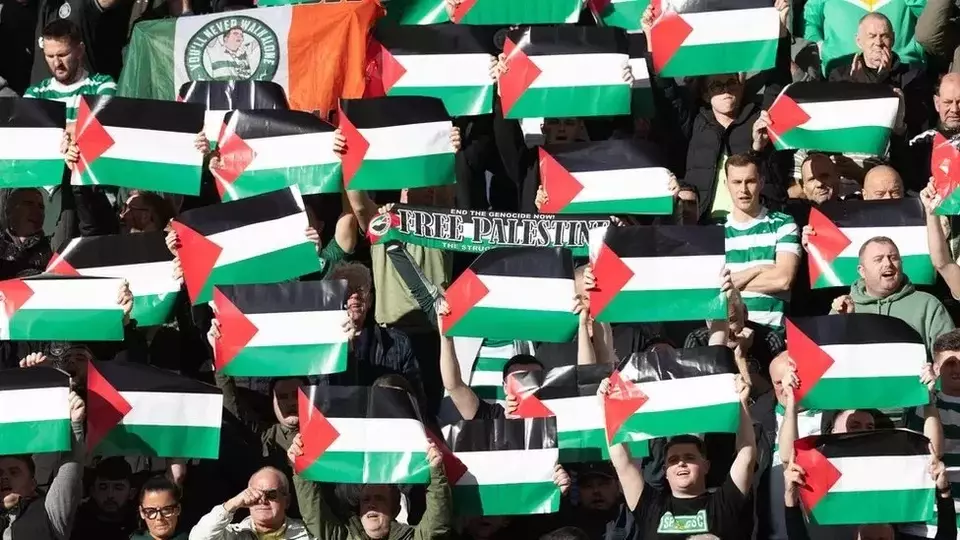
[627,33,649,60]
[784,81,899,104]
[801,429,930,459]
[470,246,574,279]
[91,360,221,395]
[224,109,335,140]
[506,26,628,57]
[445,417,558,452]
[535,364,616,400]
[0,366,70,391]
[25,274,115,283]
[217,280,348,314]
[0,97,65,128]
[178,81,290,111]
[176,187,303,237]
[815,198,925,228]
[620,345,736,383]
[339,96,450,129]
[789,314,923,346]
[303,385,422,420]
[83,95,205,133]
[544,139,664,174]
[374,24,498,55]
[604,225,726,258]
[55,232,173,269]
[664,0,775,14]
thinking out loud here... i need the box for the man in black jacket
[903,73,960,190]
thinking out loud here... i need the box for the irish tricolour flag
[443,417,560,516]
[795,430,935,525]
[339,96,455,190]
[384,0,582,25]
[539,139,673,215]
[0,97,65,188]
[0,367,71,455]
[787,314,928,410]
[767,82,900,155]
[212,281,349,377]
[605,346,741,445]
[73,96,204,195]
[501,26,631,120]
[0,275,125,341]
[87,361,223,458]
[589,225,726,322]
[442,247,578,342]
[806,199,933,288]
[296,385,431,484]
[47,232,180,327]
[367,25,496,117]
[213,109,341,201]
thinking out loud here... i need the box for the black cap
[577,462,616,480]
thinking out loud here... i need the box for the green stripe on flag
[222,343,347,377]
[348,154,454,191]
[388,86,494,118]
[75,158,199,196]
[0,419,71,455]
[95,425,221,459]
[935,188,960,216]
[595,0,648,31]
[382,0,450,24]
[456,0,582,24]
[802,377,928,410]
[300,451,431,484]
[613,402,741,444]
[813,255,934,288]
[506,86,631,119]
[475,356,509,372]
[452,483,559,516]
[811,489,934,525]
[10,309,124,341]
[660,40,778,77]
[773,126,892,155]
[225,163,343,201]
[596,289,726,323]
[558,429,649,462]
[447,309,577,342]
[194,242,320,304]
[0,160,65,188]
[131,293,179,327]
[562,196,672,215]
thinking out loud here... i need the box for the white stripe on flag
[797,98,900,131]
[613,373,738,414]
[526,54,630,89]
[628,58,651,90]
[394,54,496,87]
[475,275,573,312]
[469,371,505,387]
[21,278,125,310]
[203,111,228,144]
[361,122,454,160]
[830,454,933,492]
[545,395,603,432]
[245,133,339,170]
[571,168,672,203]
[0,128,65,159]
[80,261,179,296]
[210,211,310,267]
[621,255,725,291]
[454,448,559,485]
[326,417,428,452]
[118,391,223,428]
[818,343,926,379]
[246,310,347,347]
[835,226,927,258]
[102,127,200,166]
[680,8,780,46]
[0,387,70,422]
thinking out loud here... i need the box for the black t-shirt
[634,475,745,538]
[30,0,102,85]
[474,400,505,420]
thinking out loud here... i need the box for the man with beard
[70,458,136,540]
[903,73,960,191]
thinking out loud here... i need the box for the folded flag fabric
[648,0,779,76]
[443,417,560,516]
[589,224,726,322]
[72,96,204,195]
[795,429,935,525]
[0,275,125,341]
[442,246,577,342]
[786,314,928,410]
[179,81,289,151]
[589,0,648,31]
[767,82,900,155]
[0,367,71,455]
[367,25,497,117]
[46,232,179,327]
[465,338,530,401]
[627,33,655,118]
[605,345,740,445]
[932,133,960,216]
[212,281,348,377]
[296,385,431,484]
[806,199,933,288]
[539,139,673,215]
[0,98,65,188]
[172,187,319,304]
[501,26,631,120]
[86,360,223,458]
[338,96,455,190]
[383,0,583,25]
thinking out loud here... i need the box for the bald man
[799,154,840,204]
[861,165,904,200]
[903,72,960,191]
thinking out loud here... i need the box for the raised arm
[286,433,349,540]
[730,375,758,495]
[44,391,85,540]
[778,366,801,466]
[922,182,960,299]
[437,300,481,419]
[414,443,454,540]
[599,378,645,510]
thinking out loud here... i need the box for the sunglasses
[141,505,180,520]
[261,489,283,502]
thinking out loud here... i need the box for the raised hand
[68,390,85,424]
[19,352,48,368]
[333,128,347,155]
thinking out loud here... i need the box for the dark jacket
[330,322,423,403]
[69,500,136,540]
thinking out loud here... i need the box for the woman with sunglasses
[131,476,187,540]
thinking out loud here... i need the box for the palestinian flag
[0,97,65,188]
[46,232,179,327]
[459,338,527,401]
[931,133,960,216]
[501,26,631,120]
[795,429,935,525]
[86,361,223,458]
[72,95,204,195]
[443,417,560,516]
[0,367,71,455]
[767,82,900,155]
[589,225,726,322]
[383,0,582,25]
[441,247,578,342]
[0,275,125,341]
[338,96,455,190]
[806,199,933,288]
[171,187,320,304]
[590,0,648,31]
[296,385,431,484]
[367,25,497,117]
[786,314,928,410]
[648,0,779,76]
[212,281,349,377]
[213,109,341,202]
[538,140,673,215]
[605,346,740,445]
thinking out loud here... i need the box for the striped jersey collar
[39,69,91,92]
[725,206,770,231]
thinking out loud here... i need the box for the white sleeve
[188,505,236,540]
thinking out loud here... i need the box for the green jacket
[293,466,452,540]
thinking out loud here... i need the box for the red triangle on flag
[784,319,834,403]
[766,94,811,146]
[588,243,634,319]
[170,221,223,303]
[499,38,542,117]
[649,12,693,73]
[425,429,468,484]
[212,287,260,371]
[337,105,370,188]
[932,133,960,202]
[295,388,341,474]
[212,126,257,199]
[538,148,583,214]
[450,0,477,23]
[74,97,116,176]
[603,370,649,444]
[506,374,555,418]
[441,269,489,335]
[363,38,388,99]
[806,207,851,287]
[793,437,842,511]
[0,279,34,319]
[85,362,133,452]
[45,253,80,276]
[588,0,612,15]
